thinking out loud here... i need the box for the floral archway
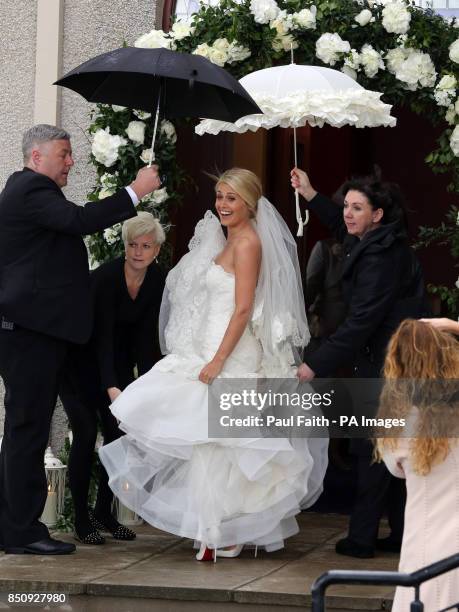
[87,0,459,314]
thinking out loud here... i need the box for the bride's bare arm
[198,239,261,384]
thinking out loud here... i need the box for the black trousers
[59,348,123,524]
[348,451,406,547]
[0,327,68,546]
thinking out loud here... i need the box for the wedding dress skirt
[100,262,328,550]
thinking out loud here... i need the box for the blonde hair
[376,319,459,475]
[214,168,263,218]
[122,211,165,245]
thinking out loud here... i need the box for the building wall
[0,0,159,452]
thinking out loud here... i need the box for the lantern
[40,446,66,527]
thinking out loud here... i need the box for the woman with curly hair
[377,319,459,611]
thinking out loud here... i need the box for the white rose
[437,74,457,90]
[293,7,316,30]
[133,109,152,120]
[227,41,251,63]
[456,275,459,289]
[213,38,231,52]
[112,105,126,112]
[450,39,459,64]
[270,11,293,36]
[355,9,373,26]
[125,120,146,145]
[272,34,298,53]
[382,1,411,35]
[193,43,212,60]
[316,33,351,66]
[100,171,118,190]
[140,149,153,164]
[171,20,195,41]
[161,120,177,144]
[386,47,407,74]
[359,44,384,78]
[445,104,456,125]
[91,128,127,168]
[135,29,174,50]
[98,188,115,199]
[451,125,459,156]
[455,99,459,114]
[208,47,228,67]
[249,0,280,25]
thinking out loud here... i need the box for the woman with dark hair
[291,168,427,558]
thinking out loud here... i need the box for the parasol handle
[293,126,308,237]
[148,82,162,167]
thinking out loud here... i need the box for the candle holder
[40,447,67,528]
[113,481,143,526]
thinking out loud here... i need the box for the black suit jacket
[304,193,427,377]
[0,168,136,344]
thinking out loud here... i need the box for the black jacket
[305,193,427,377]
[0,168,136,344]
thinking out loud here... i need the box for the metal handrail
[311,552,459,612]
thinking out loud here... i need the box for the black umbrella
[55,46,261,163]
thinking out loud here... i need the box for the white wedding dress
[100,211,328,550]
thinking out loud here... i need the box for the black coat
[305,193,427,378]
[0,168,136,344]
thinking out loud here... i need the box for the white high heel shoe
[215,544,243,558]
[195,542,216,562]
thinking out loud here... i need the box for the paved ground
[0,513,399,611]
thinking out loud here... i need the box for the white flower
[270,10,293,36]
[359,44,384,78]
[395,50,436,90]
[227,41,251,63]
[125,120,146,145]
[135,29,173,50]
[455,99,459,114]
[341,65,357,80]
[151,187,169,204]
[382,1,411,35]
[213,38,231,52]
[140,148,153,164]
[272,33,298,53]
[457,210,459,226]
[456,275,459,289]
[445,104,456,125]
[355,9,373,26]
[292,6,316,30]
[112,105,126,112]
[98,188,115,199]
[103,224,122,245]
[208,47,228,67]
[249,0,280,25]
[100,172,119,190]
[91,128,127,168]
[316,33,351,66]
[449,39,459,64]
[434,76,456,107]
[133,109,151,120]
[344,49,361,71]
[451,125,459,156]
[386,47,406,74]
[171,20,195,41]
[438,74,457,91]
[193,42,212,60]
[161,120,177,144]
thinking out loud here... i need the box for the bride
[99,168,328,560]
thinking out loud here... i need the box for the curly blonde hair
[376,319,459,475]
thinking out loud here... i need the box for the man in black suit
[0,124,160,554]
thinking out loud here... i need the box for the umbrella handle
[295,190,309,237]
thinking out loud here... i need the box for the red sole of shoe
[196,546,214,561]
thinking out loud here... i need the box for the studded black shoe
[74,528,105,545]
[89,510,136,541]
